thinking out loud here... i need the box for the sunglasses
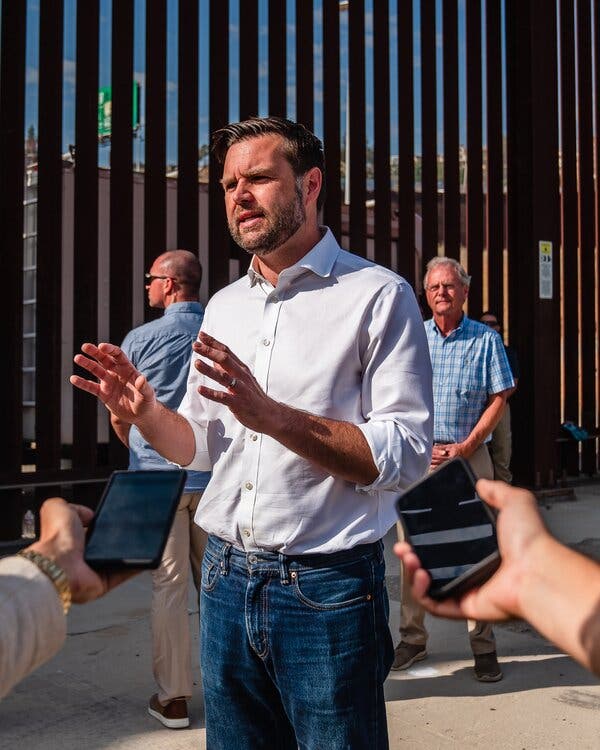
[145,273,175,283]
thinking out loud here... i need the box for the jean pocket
[201,557,220,592]
[291,558,375,611]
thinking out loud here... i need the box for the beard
[228,183,306,257]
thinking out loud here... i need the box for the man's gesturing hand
[192,332,277,433]
[70,342,156,425]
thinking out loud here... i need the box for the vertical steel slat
[235,1,259,272]
[506,0,561,487]
[486,0,504,317]
[35,0,64,471]
[577,0,597,473]
[178,0,200,252]
[373,0,391,268]
[322,0,341,241]
[396,0,416,286]
[505,0,531,484]
[530,0,561,486]
[420,0,438,265]
[594,0,600,467]
[72,1,100,470]
[269,0,286,117]
[296,1,314,130]
[239,0,259,120]
[348,0,366,256]
[465,0,483,316]
[108,0,135,469]
[145,0,167,292]
[443,0,460,260]
[559,0,580,475]
[208,0,230,295]
[110,0,134,344]
[0,0,26,474]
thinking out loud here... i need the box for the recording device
[396,458,500,600]
[84,469,187,570]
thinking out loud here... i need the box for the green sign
[98,82,141,139]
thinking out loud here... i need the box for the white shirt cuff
[355,418,431,493]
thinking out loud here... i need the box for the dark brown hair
[211,117,326,210]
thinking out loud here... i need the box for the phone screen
[85,470,187,569]
[396,459,499,598]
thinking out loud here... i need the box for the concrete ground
[1,484,599,749]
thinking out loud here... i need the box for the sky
[23,0,497,168]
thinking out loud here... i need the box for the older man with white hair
[393,256,514,682]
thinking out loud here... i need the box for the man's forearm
[266,403,379,485]
[136,402,196,467]
[518,535,600,676]
[110,416,131,448]
[461,392,508,456]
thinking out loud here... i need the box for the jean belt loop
[278,552,290,585]
[220,543,232,576]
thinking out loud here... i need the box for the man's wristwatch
[18,549,72,614]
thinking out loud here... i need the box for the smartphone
[84,469,187,570]
[396,458,500,600]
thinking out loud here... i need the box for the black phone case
[396,458,500,600]
[84,469,187,570]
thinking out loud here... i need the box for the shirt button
[262,338,271,346]
[250,433,258,441]
[243,529,251,537]
[245,481,253,490]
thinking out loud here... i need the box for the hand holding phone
[396,458,500,600]
[85,470,187,570]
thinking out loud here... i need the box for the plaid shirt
[425,315,514,444]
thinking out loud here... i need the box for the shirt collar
[163,301,203,316]
[430,312,467,337]
[247,227,339,288]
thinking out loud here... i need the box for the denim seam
[369,556,380,746]
[201,561,219,592]
[244,573,272,660]
[257,575,272,659]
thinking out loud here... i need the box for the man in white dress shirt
[71,117,433,749]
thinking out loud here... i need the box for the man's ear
[164,275,176,296]
[303,167,322,208]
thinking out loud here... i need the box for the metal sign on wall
[538,241,553,299]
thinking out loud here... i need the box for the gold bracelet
[18,549,72,615]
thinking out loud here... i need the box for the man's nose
[232,181,252,205]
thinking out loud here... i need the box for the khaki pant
[489,402,512,483]
[398,444,496,655]
[151,491,207,703]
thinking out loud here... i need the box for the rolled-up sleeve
[355,281,433,493]
[176,347,212,471]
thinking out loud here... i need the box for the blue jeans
[200,535,394,749]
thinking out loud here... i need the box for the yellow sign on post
[539,241,553,299]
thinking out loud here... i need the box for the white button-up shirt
[179,228,433,554]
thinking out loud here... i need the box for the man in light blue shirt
[394,257,514,683]
[111,250,210,729]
